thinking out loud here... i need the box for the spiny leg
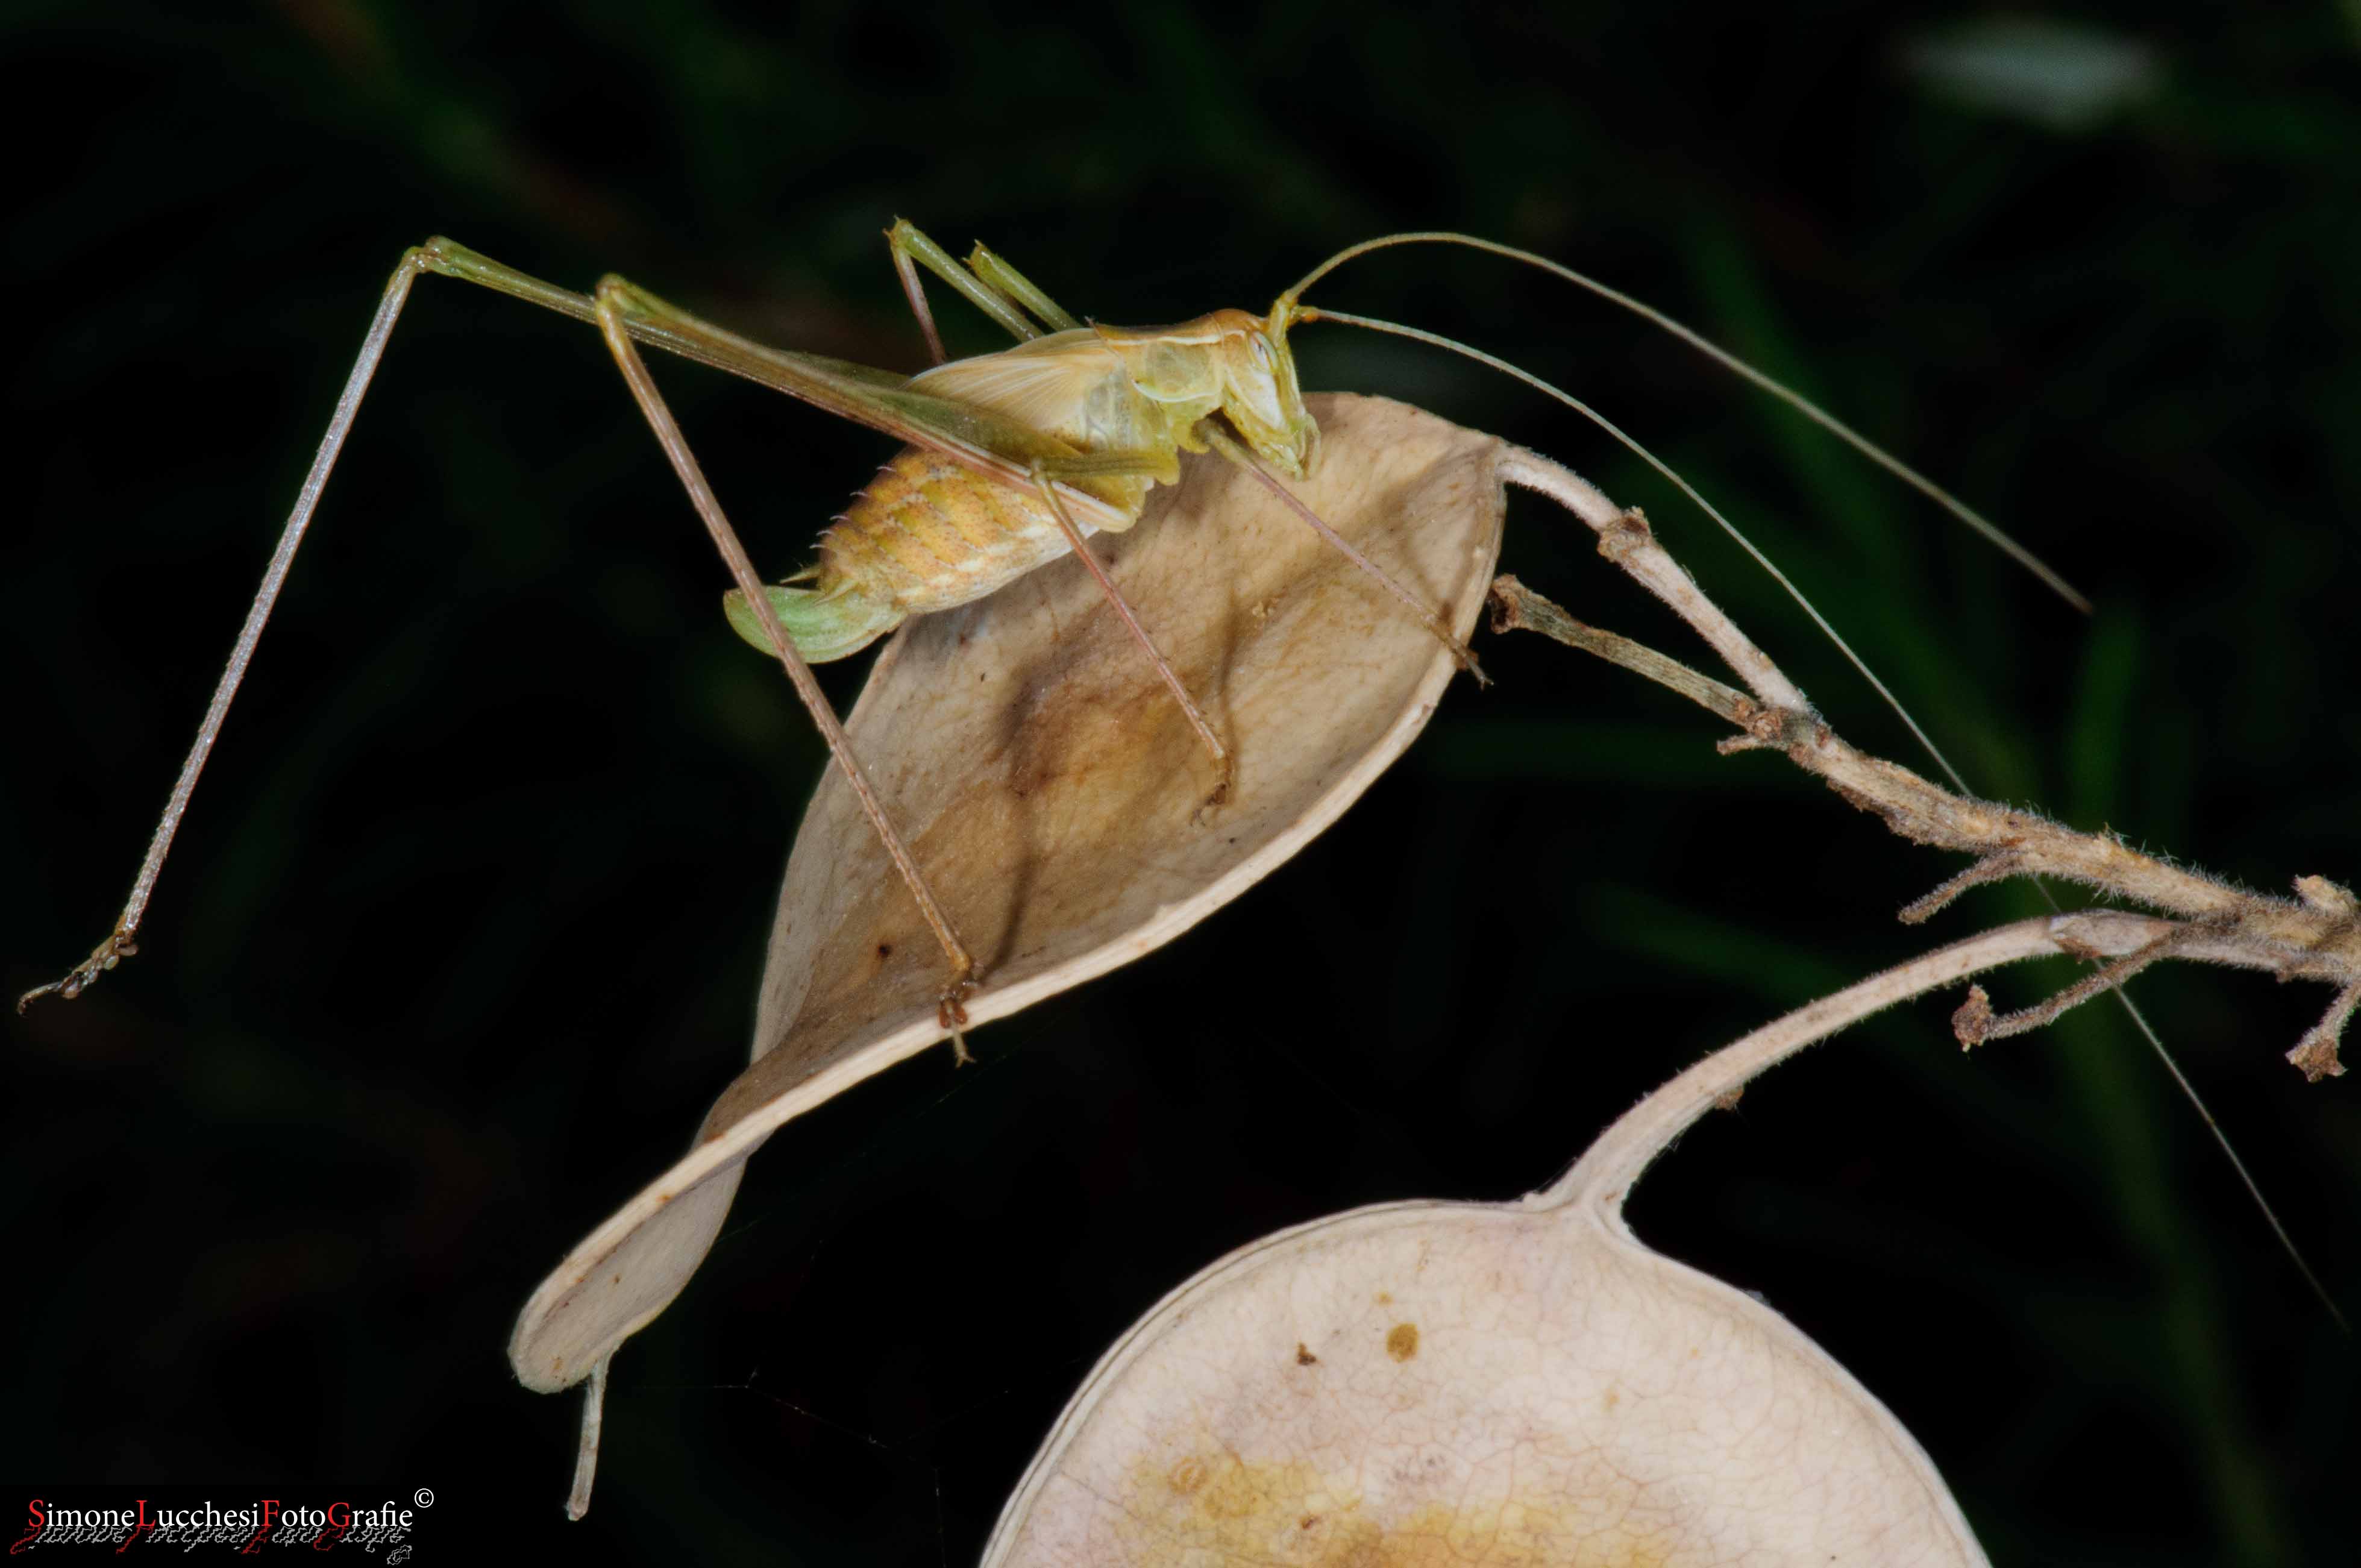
[1027,460,1233,809]
[589,275,979,1031]
[1200,426,1487,685]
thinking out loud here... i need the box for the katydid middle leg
[885,220,1088,365]
[962,242,1082,334]
[585,274,980,1028]
[886,220,1041,365]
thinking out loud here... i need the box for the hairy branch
[1494,449,2356,1082]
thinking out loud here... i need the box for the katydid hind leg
[480,252,1117,522]
[21,234,738,1011]
[587,275,982,1026]
[25,238,994,1033]
[20,246,436,1013]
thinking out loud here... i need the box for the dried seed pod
[511,395,1510,1496]
[976,920,2130,1567]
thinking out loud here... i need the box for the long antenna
[1281,231,2090,613]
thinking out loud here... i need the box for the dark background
[5,3,2357,1562]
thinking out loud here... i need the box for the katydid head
[1209,307,1317,480]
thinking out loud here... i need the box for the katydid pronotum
[19,222,2078,1047]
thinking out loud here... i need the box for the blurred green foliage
[4,2,2357,1561]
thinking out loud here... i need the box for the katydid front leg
[1204,427,1488,685]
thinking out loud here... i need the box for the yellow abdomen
[815,447,1086,618]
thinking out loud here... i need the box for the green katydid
[17,221,2080,1039]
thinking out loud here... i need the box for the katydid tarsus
[20,221,2082,1043]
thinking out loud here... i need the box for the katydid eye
[1250,334,1275,372]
